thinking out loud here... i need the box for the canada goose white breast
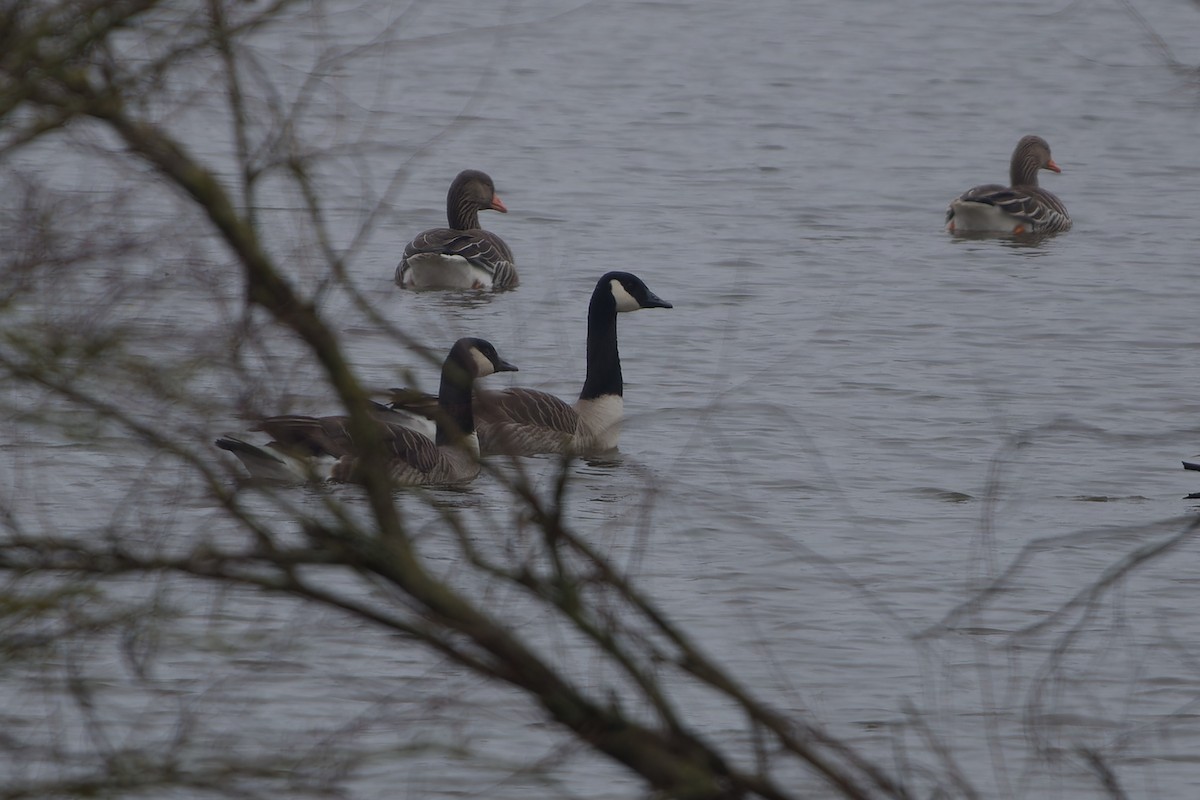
[572,394,625,452]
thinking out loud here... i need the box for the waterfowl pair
[945,135,1072,235]
[216,338,517,486]
[395,170,517,290]
[391,272,671,457]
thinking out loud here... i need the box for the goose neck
[448,193,481,231]
[436,364,476,446]
[580,296,623,401]
[1010,150,1042,188]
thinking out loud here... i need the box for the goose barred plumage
[395,170,517,290]
[945,135,1071,235]
[216,338,517,485]
[391,272,672,457]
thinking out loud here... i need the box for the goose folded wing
[404,230,513,275]
[477,388,578,434]
[954,183,1008,205]
[388,387,440,416]
[1007,190,1070,231]
[381,424,447,473]
[980,188,1040,221]
[958,185,1063,227]
[256,415,358,458]
[257,413,404,459]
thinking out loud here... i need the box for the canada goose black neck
[580,279,624,401]
[436,373,474,447]
[436,337,518,446]
[436,341,481,446]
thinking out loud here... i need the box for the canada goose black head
[442,336,518,388]
[597,271,674,314]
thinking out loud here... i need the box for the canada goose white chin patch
[610,279,641,313]
[469,346,498,376]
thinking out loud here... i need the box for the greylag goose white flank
[945,135,1071,235]
[391,272,672,457]
[395,170,517,290]
[216,338,517,485]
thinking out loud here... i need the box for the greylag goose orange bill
[216,338,517,486]
[395,169,517,291]
[945,135,1072,235]
[390,272,673,457]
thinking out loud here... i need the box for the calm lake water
[5,0,1200,797]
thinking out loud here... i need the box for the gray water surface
[5,0,1200,797]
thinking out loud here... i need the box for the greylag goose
[945,135,1071,234]
[395,170,517,290]
[216,338,517,485]
[391,272,672,457]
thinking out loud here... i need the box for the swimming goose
[945,135,1072,235]
[395,170,517,290]
[214,401,396,483]
[216,338,517,485]
[391,272,672,457]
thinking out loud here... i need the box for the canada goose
[395,170,517,290]
[216,338,517,485]
[391,272,671,456]
[945,135,1071,234]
